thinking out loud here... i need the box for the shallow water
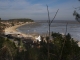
[18,22,80,41]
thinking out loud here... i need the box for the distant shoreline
[4,22,35,37]
[34,20,80,24]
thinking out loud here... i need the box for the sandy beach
[4,22,80,47]
[4,22,33,38]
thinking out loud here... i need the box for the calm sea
[18,20,80,41]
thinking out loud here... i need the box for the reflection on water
[18,22,80,41]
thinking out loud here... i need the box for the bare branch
[46,5,59,60]
[46,5,51,25]
[46,5,50,60]
[50,9,59,25]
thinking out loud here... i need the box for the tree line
[1,18,34,22]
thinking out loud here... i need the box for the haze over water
[18,20,80,41]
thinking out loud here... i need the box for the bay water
[18,20,80,41]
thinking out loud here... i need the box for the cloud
[0,0,79,20]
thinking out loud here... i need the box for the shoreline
[4,22,80,47]
[4,22,35,38]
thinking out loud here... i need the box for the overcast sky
[0,0,80,20]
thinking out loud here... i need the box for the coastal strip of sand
[4,22,34,38]
[4,22,80,47]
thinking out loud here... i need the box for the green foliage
[0,37,17,60]
[0,37,5,48]
[0,32,80,60]
[51,32,80,60]
[73,0,80,22]
[73,11,80,21]
[9,18,34,22]
[28,48,39,60]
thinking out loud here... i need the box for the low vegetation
[3,18,34,22]
[0,32,80,60]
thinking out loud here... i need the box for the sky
[0,0,80,20]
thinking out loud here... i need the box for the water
[18,21,80,41]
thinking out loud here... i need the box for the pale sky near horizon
[0,0,80,20]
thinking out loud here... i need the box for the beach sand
[4,22,33,38]
[4,22,80,47]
